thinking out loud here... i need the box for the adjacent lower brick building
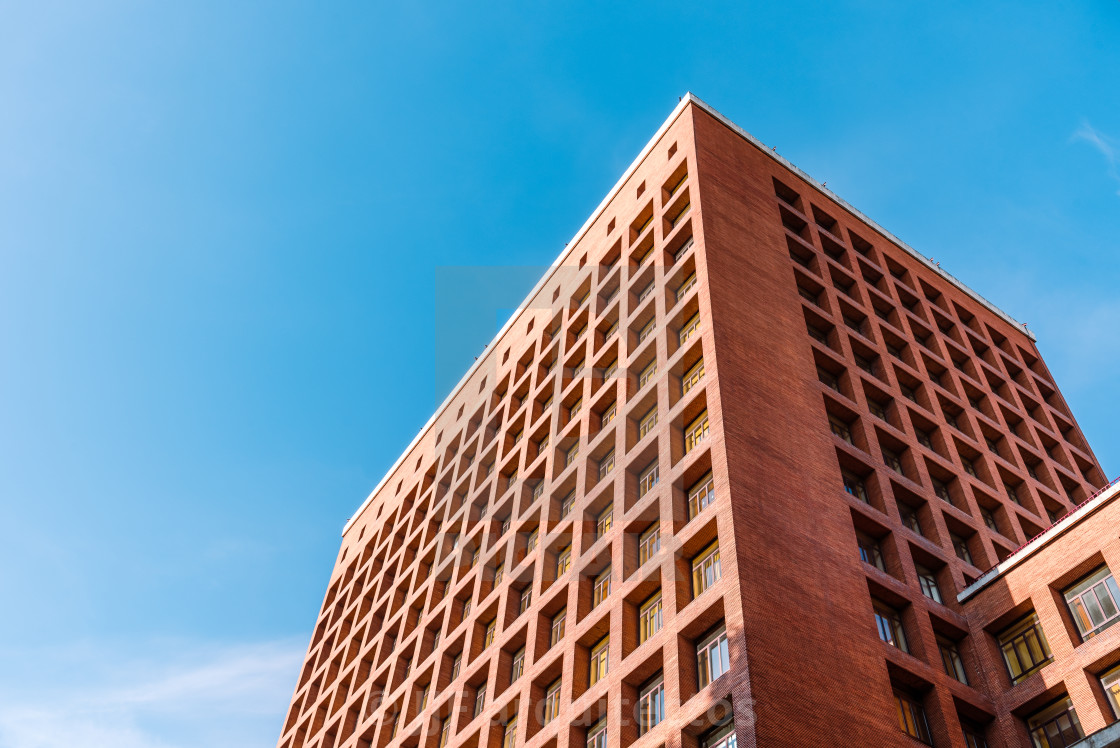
[276,95,1116,748]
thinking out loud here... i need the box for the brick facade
[276,96,1112,748]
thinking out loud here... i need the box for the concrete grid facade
[277,96,1113,748]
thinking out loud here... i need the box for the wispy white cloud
[0,638,305,748]
[1072,121,1120,195]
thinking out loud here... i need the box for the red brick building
[276,95,1115,748]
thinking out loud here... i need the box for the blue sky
[1,1,1117,746]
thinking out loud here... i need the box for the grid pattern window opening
[998,614,1052,682]
[682,358,705,395]
[894,690,932,744]
[688,473,715,519]
[638,676,665,735]
[1028,699,1083,748]
[874,602,908,652]
[543,679,562,724]
[685,410,710,453]
[693,541,722,597]
[697,626,730,688]
[639,592,663,643]
[638,460,660,497]
[1064,567,1120,638]
[596,504,614,539]
[589,637,609,684]
[592,566,612,607]
[639,523,661,565]
[639,407,658,440]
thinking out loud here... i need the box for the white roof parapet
[958,478,1120,603]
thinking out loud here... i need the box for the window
[916,565,942,603]
[697,626,730,687]
[639,523,660,565]
[463,599,472,618]
[560,491,575,517]
[981,508,998,533]
[483,619,496,648]
[596,503,614,538]
[586,719,607,748]
[638,359,658,388]
[688,472,715,519]
[829,415,853,444]
[682,357,705,395]
[451,653,462,680]
[556,546,572,577]
[602,360,618,381]
[702,723,736,748]
[419,684,430,711]
[519,587,532,614]
[932,478,952,503]
[873,601,907,652]
[439,718,451,748]
[639,406,658,439]
[685,410,710,452]
[1064,566,1120,639]
[538,433,550,453]
[494,563,505,586]
[842,472,869,503]
[598,450,615,480]
[637,676,665,734]
[1027,698,1083,748]
[679,314,700,346]
[502,718,518,748]
[677,272,697,301]
[565,443,580,467]
[692,541,722,597]
[637,319,656,345]
[589,636,610,684]
[962,724,988,748]
[474,686,486,718]
[550,609,566,646]
[543,679,562,724]
[638,460,659,497]
[526,529,539,553]
[593,566,612,607]
[900,505,921,535]
[998,613,1052,682]
[894,689,932,744]
[511,647,525,681]
[883,449,904,474]
[951,533,974,565]
[639,592,663,643]
[637,280,655,304]
[938,637,968,684]
[1102,665,1120,719]
[602,402,617,427]
[857,532,885,571]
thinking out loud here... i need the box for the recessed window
[501,717,517,748]
[697,625,730,688]
[637,280,655,304]
[519,587,532,614]
[842,472,869,503]
[688,472,715,519]
[873,601,907,652]
[639,591,663,643]
[601,402,617,427]
[596,503,614,538]
[856,532,885,571]
[639,406,658,439]
[962,724,988,748]
[556,546,572,577]
[474,686,486,717]
[916,565,942,603]
[1027,698,1083,748]
[439,718,451,748]
[565,443,580,467]
[526,528,539,553]
[677,272,697,302]
[450,653,462,680]
[639,359,658,389]
[589,636,610,684]
[639,523,661,565]
[951,533,974,565]
[543,678,562,724]
[682,357,706,395]
[483,619,496,648]
[598,450,615,481]
[587,718,607,748]
[893,689,932,744]
[637,675,666,735]
[829,415,853,444]
[638,460,659,497]
[550,609,566,646]
[702,723,736,748]
[1101,665,1120,719]
[692,541,722,597]
[559,490,575,517]
[679,313,700,346]
[937,637,968,684]
[592,566,612,607]
[998,613,1052,682]
[637,318,656,345]
[685,410,710,453]
[1064,566,1120,639]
